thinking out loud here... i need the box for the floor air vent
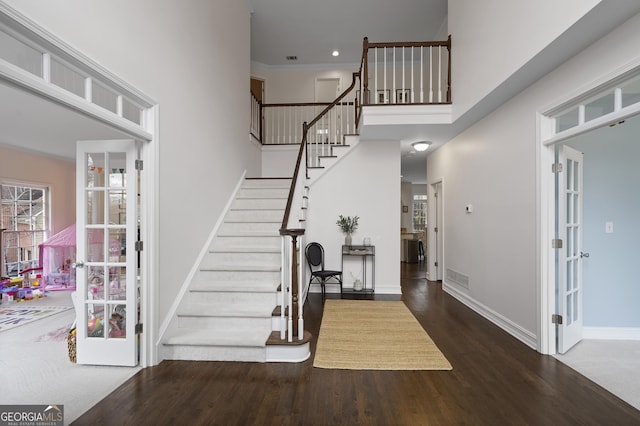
[446,268,469,289]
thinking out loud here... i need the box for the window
[413,194,427,232]
[1,184,48,277]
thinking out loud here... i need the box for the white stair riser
[231,198,287,210]
[161,345,266,362]
[211,236,281,251]
[202,251,280,266]
[226,209,284,222]
[185,291,277,306]
[193,270,280,284]
[237,188,289,199]
[242,179,291,189]
[219,222,280,234]
[177,315,272,331]
[318,156,338,169]
[266,343,311,363]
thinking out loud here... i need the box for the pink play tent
[39,224,76,290]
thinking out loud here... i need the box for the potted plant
[336,215,359,246]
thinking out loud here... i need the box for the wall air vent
[446,268,470,289]
[286,55,298,61]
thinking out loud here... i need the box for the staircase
[162,178,309,362]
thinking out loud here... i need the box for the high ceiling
[2,0,447,182]
[249,0,447,67]
[249,0,448,183]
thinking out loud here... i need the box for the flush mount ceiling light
[412,141,431,152]
[332,50,340,57]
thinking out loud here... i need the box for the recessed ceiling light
[332,50,340,57]
[412,141,431,152]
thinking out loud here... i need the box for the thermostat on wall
[465,204,473,213]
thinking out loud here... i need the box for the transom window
[1,183,48,277]
[552,75,640,136]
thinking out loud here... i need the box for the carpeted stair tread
[164,329,269,347]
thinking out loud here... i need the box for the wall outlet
[605,222,614,233]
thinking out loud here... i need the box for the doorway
[540,107,640,355]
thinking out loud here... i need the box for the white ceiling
[249,0,447,67]
[0,80,130,160]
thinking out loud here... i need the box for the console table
[341,245,375,296]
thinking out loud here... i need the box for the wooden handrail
[262,101,355,108]
[366,40,450,49]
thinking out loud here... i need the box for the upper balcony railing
[360,36,451,106]
[250,35,452,150]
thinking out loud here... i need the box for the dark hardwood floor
[73,262,640,425]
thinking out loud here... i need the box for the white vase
[345,234,352,246]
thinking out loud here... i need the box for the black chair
[305,242,342,300]
[418,240,425,261]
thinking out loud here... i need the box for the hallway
[73,263,640,425]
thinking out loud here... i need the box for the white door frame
[0,5,160,367]
[427,178,444,281]
[537,60,640,355]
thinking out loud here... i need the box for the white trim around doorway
[0,3,160,367]
[537,56,640,355]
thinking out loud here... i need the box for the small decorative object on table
[337,215,359,246]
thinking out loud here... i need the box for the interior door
[557,145,584,354]
[75,139,139,366]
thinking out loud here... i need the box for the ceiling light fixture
[412,141,431,152]
[332,50,340,57]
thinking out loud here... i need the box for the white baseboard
[583,327,640,340]
[442,281,538,350]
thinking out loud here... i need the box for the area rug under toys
[0,306,72,332]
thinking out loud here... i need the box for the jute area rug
[313,300,452,370]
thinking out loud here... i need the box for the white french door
[75,139,139,366]
[557,145,584,354]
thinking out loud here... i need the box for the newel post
[446,34,452,103]
[363,37,369,105]
[290,234,299,337]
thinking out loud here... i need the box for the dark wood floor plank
[73,262,640,425]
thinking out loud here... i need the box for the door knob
[72,261,85,268]
[580,252,590,258]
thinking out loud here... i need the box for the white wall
[449,0,600,121]
[6,0,258,328]
[306,140,401,294]
[261,145,298,178]
[429,11,640,346]
[0,145,75,234]
[251,66,354,103]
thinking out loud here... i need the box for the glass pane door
[76,140,138,366]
